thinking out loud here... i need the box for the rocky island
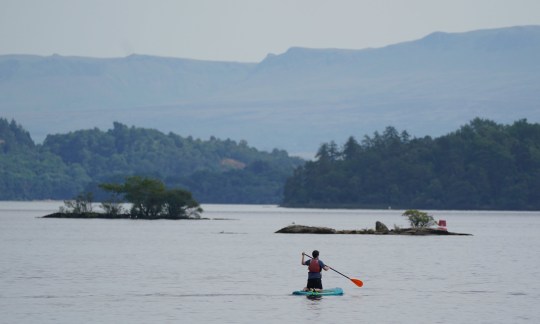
[43,177,204,220]
[275,222,472,236]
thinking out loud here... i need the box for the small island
[275,223,471,235]
[42,212,205,220]
[43,176,203,220]
[276,210,472,235]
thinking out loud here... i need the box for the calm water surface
[1,202,539,323]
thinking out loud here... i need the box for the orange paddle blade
[351,278,363,287]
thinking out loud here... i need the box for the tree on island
[402,209,436,228]
[99,176,202,219]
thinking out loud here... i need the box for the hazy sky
[1,0,540,62]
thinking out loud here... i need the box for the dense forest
[3,117,540,210]
[0,119,303,203]
[283,118,540,210]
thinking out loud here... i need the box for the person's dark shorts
[307,278,323,289]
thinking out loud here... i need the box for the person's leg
[313,278,323,291]
[304,278,316,291]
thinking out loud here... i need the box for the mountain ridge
[1,25,539,156]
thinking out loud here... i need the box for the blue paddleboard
[292,287,344,296]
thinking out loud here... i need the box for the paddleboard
[292,287,344,296]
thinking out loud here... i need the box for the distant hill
[0,118,303,202]
[1,26,539,156]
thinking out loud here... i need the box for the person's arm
[321,260,329,271]
[301,252,306,265]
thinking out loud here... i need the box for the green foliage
[163,189,203,219]
[99,190,125,216]
[0,118,34,153]
[100,176,202,219]
[180,160,292,204]
[283,119,540,210]
[402,209,436,228]
[42,122,302,180]
[0,147,91,200]
[100,200,125,216]
[0,119,303,202]
[60,192,94,214]
[41,122,302,203]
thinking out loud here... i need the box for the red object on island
[437,219,447,231]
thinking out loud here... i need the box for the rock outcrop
[275,225,336,234]
[375,221,390,233]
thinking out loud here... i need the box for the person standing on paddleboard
[301,250,329,291]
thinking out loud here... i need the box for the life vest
[308,259,321,273]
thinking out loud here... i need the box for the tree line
[283,118,540,210]
[3,117,540,210]
[0,119,303,203]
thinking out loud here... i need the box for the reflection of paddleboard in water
[292,287,344,296]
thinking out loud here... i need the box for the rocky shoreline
[275,222,472,236]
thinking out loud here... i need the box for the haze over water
[1,202,539,323]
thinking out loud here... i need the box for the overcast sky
[1,0,540,62]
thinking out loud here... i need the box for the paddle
[303,253,363,288]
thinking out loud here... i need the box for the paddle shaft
[303,253,352,280]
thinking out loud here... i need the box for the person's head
[312,250,319,258]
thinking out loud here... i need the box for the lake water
[1,202,539,323]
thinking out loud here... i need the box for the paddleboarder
[301,250,329,291]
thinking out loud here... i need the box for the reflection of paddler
[301,250,329,292]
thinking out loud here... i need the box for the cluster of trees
[283,118,540,210]
[0,119,303,203]
[58,177,202,219]
[99,176,202,219]
[402,210,436,228]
